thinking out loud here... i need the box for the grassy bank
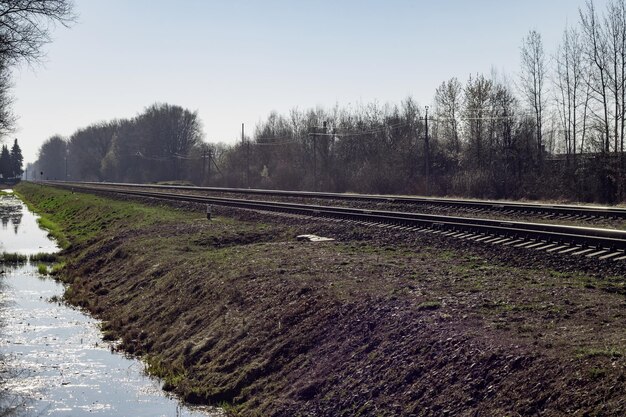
[15,182,626,417]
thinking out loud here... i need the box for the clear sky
[9,0,608,163]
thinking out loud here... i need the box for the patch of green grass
[29,252,59,263]
[548,270,570,279]
[144,354,188,392]
[588,367,607,379]
[1,252,28,263]
[416,300,441,311]
[14,183,203,248]
[571,273,626,295]
[439,250,456,260]
[217,401,240,414]
[37,263,49,275]
[575,347,623,359]
[50,262,65,275]
[36,217,69,249]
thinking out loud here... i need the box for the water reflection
[0,192,56,255]
[0,199,22,235]
[0,268,30,417]
[0,194,222,417]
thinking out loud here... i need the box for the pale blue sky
[11,0,607,162]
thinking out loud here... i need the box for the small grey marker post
[206,204,212,220]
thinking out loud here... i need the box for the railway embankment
[15,182,626,417]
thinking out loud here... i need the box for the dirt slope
[17,183,626,416]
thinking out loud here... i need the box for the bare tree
[604,0,626,156]
[555,26,587,159]
[0,0,75,65]
[520,30,546,160]
[0,61,13,137]
[0,0,74,140]
[464,74,493,168]
[580,0,612,152]
[434,78,463,160]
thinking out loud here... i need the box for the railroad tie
[453,231,470,237]
[585,250,608,258]
[514,240,537,248]
[598,252,622,260]
[534,243,557,251]
[546,245,569,253]
[571,248,595,256]
[558,246,582,255]
[491,238,512,245]
[502,239,524,246]
[525,241,548,249]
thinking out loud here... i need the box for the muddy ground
[16,184,626,416]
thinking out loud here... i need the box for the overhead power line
[310,122,411,137]
[252,140,300,146]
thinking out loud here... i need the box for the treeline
[0,139,23,180]
[28,103,203,183]
[29,0,626,203]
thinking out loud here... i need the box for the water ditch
[0,190,223,416]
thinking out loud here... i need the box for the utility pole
[308,121,331,191]
[202,146,207,183]
[209,150,223,178]
[322,121,327,190]
[207,148,212,184]
[65,154,68,180]
[242,123,250,188]
[241,123,250,186]
[424,106,431,195]
[311,127,317,191]
[247,138,250,188]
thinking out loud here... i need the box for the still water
[0,191,223,417]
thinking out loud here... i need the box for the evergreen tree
[10,139,23,177]
[0,145,10,178]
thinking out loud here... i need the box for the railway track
[52,180,626,222]
[46,181,626,261]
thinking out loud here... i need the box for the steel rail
[46,180,626,220]
[48,182,626,252]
